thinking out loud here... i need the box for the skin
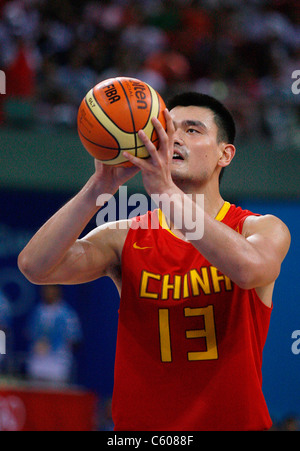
[18,107,291,308]
[41,285,62,305]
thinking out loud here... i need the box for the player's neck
[166,183,226,239]
[174,179,225,220]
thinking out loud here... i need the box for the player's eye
[187,128,199,134]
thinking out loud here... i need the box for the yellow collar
[214,201,231,222]
[158,201,231,237]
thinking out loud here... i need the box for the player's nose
[173,128,185,146]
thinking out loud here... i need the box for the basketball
[77,77,167,167]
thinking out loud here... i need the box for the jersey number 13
[158,306,219,363]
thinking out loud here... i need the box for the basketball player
[18,93,291,431]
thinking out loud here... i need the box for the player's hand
[92,158,140,195]
[123,109,178,197]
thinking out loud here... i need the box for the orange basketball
[77,77,167,167]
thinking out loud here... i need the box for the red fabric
[0,0,8,16]
[6,45,35,98]
[112,205,272,431]
[0,388,97,431]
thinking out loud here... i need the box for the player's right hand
[92,158,140,194]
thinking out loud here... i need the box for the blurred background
[0,0,299,431]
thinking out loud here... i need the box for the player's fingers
[123,151,151,170]
[152,117,168,148]
[152,113,171,159]
[137,129,161,164]
[165,108,175,138]
[164,108,175,159]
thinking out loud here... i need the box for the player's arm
[19,221,129,285]
[124,110,291,291]
[177,208,291,290]
[158,195,291,290]
[239,213,290,287]
[18,161,139,285]
[149,186,290,290]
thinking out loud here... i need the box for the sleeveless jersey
[112,202,273,431]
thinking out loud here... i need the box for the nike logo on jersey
[133,242,152,250]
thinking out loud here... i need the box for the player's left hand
[123,109,178,197]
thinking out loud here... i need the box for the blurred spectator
[270,415,300,431]
[0,288,11,332]
[0,0,299,141]
[0,288,11,373]
[280,416,300,431]
[5,39,36,98]
[98,397,114,431]
[26,285,82,385]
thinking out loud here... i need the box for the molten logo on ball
[77,77,166,167]
[131,80,148,110]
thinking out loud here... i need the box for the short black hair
[167,92,236,145]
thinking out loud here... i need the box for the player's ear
[218,143,236,169]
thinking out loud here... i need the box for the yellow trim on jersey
[215,201,231,222]
[158,201,231,238]
[158,209,178,238]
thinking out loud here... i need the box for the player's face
[169,106,225,188]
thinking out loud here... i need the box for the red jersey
[112,202,273,431]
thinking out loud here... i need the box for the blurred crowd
[0,0,299,146]
[0,285,82,385]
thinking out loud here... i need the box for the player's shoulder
[81,218,131,254]
[89,209,154,241]
[243,213,289,232]
[243,213,291,246]
[91,218,132,234]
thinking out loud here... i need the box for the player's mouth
[172,149,185,162]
